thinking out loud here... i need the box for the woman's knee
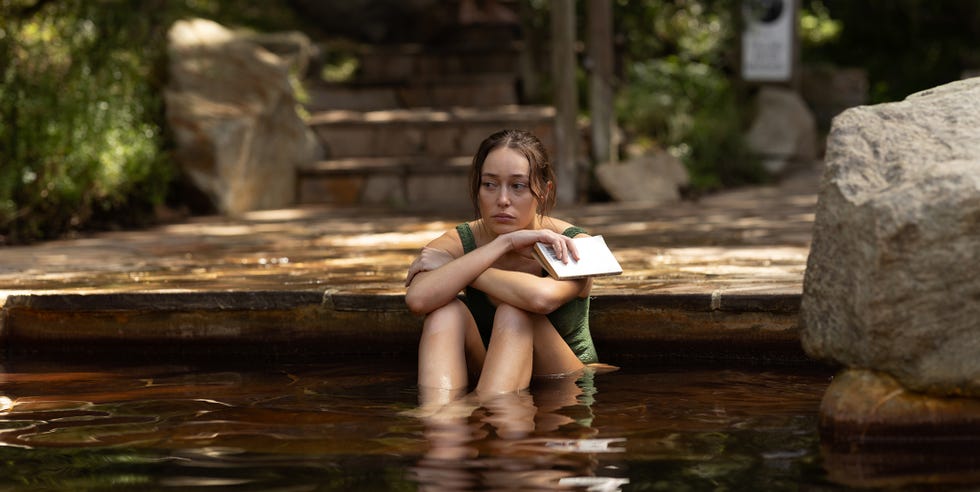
[421,299,471,337]
[494,303,532,322]
[490,303,538,338]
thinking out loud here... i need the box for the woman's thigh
[420,299,487,377]
[529,314,585,376]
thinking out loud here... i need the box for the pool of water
[0,356,962,491]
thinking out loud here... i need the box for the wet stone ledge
[1,291,325,312]
[0,290,804,363]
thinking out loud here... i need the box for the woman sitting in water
[404,129,601,402]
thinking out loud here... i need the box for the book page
[534,235,623,279]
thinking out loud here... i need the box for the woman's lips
[493,213,516,222]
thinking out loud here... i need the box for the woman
[405,129,599,401]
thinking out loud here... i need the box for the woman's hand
[501,229,580,264]
[405,247,455,286]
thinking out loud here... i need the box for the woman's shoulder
[425,225,467,256]
[459,220,480,234]
[543,217,590,237]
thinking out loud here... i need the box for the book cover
[533,235,623,280]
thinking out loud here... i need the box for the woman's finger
[554,238,567,263]
[566,237,580,262]
[405,256,424,286]
[405,261,418,286]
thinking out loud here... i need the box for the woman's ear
[538,180,554,213]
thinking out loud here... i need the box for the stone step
[297,156,472,209]
[354,41,521,84]
[305,84,401,112]
[305,74,518,111]
[307,105,555,159]
[0,291,806,362]
[301,155,472,175]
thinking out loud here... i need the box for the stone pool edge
[0,290,806,362]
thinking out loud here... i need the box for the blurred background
[2,0,978,245]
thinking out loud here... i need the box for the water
[0,357,959,490]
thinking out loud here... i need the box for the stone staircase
[297,24,555,212]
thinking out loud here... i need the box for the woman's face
[478,147,542,236]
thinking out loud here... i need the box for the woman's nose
[497,188,510,205]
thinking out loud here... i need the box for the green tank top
[456,223,599,364]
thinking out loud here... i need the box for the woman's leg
[530,315,586,377]
[476,304,584,394]
[418,299,486,400]
[475,303,535,395]
[474,304,586,394]
[479,391,537,439]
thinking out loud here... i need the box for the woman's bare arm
[404,227,580,315]
[404,231,513,315]
[471,268,589,314]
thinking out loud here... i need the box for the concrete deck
[0,169,819,363]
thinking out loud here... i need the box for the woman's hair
[468,129,556,217]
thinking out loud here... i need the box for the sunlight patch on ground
[320,230,442,248]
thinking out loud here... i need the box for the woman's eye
[511,183,528,192]
[482,181,498,190]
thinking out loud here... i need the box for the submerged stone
[820,369,980,442]
[820,369,980,488]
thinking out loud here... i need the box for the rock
[745,86,818,175]
[820,370,980,488]
[241,30,317,79]
[801,77,980,396]
[820,369,980,442]
[595,150,689,204]
[801,66,868,130]
[165,19,322,216]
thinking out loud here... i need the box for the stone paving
[0,168,820,362]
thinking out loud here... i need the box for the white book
[533,235,623,280]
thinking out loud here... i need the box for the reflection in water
[412,368,628,491]
[3,357,969,490]
[821,439,980,489]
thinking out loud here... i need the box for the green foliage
[802,0,980,102]
[613,0,764,191]
[799,0,841,46]
[0,0,317,244]
[0,0,172,243]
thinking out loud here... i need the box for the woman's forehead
[483,147,530,176]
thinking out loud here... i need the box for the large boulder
[595,150,689,204]
[746,86,818,175]
[801,66,868,130]
[165,19,321,215]
[801,77,980,396]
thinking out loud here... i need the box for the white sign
[741,0,795,82]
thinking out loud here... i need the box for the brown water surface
[0,357,965,490]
